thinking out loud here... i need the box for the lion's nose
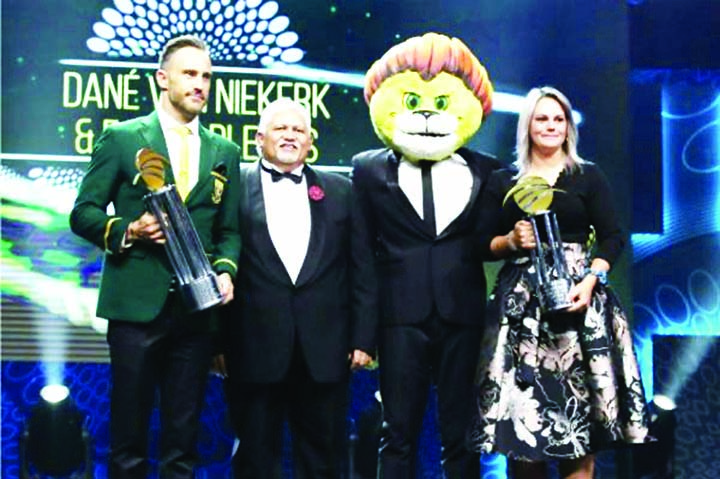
[416,110,437,119]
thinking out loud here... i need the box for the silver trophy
[135,148,223,312]
[528,210,573,312]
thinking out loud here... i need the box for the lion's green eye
[404,93,421,110]
[435,95,449,111]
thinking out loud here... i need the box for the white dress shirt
[398,154,473,235]
[157,108,201,193]
[261,159,311,284]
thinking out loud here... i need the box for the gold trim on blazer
[104,217,122,252]
[212,258,237,273]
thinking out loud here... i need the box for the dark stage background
[2,0,719,478]
[649,336,720,479]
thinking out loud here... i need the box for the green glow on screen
[2,204,59,229]
[40,249,82,268]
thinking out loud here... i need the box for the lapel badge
[211,165,228,204]
[212,176,225,204]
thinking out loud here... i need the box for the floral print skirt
[469,244,650,462]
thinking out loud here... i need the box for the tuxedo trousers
[106,293,214,479]
[378,310,483,479]
[227,343,349,479]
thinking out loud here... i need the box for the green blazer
[69,111,242,324]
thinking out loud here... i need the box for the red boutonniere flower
[308,185,325,201]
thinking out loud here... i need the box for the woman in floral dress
[469,86,650,478]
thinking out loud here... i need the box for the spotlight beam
[660,336,717,402]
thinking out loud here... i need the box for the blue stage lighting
[631,78,720,401]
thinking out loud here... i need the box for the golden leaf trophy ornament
[504,176,573,312]
[135,148,223,312]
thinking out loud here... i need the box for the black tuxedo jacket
[351,147,502,326]
[224,162,377,383]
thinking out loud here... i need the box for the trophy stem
[145,189,193,283]
[164,187,215,278]
[544,211,569,278]
[528,210,573,312]
[143,185,223,312]
[530,216,548,285]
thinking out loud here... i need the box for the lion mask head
[364,32,493,162]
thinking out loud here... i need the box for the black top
[478,162,625,265]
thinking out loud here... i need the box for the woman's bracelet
[585,267,608,285]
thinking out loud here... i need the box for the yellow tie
[174,125,192,201]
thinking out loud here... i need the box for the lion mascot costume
[350,32,501,477]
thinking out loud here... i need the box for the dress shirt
[398,154,473,235]
[260,159,311,284]
[157,108,201,194]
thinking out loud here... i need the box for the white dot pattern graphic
[86,0,304,65]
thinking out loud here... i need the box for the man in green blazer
[69,35,241,479]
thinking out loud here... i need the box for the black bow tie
[261,163,303,184]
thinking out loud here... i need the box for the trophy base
[178,274,223,313]
[538,278,574,313]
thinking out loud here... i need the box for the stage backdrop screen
[1,0,630,363]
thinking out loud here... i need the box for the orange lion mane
[364,32,493,116]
